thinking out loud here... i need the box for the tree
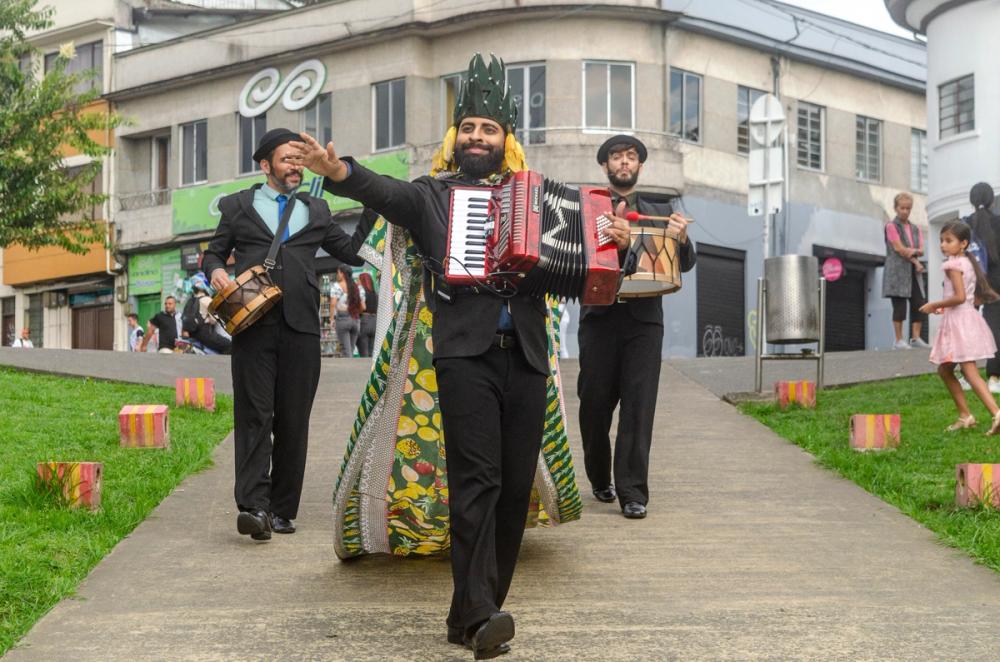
[0,0,123,253]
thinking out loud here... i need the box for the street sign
[747,94,785,218]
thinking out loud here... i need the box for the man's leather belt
[492,333,517,349]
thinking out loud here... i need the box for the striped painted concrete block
[955,463,1000,508]
[849,414,900,451]
[36,461,102,510]
[774,380,816,409]
[118,404,170,448]
[175,377,216,412]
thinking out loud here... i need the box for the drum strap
[263,195,296,271]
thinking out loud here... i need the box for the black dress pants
[435,345,546,633]
[577,304,663,506]
[231,314,321,519]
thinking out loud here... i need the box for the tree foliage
[0,0,123,253]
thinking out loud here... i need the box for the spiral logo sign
[238,59,327,118]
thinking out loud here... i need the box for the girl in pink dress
[920,222,1000,432]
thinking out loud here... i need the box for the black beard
[455,142,504,179]
[607,169,638,189]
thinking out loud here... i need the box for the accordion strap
[263,194,296,271]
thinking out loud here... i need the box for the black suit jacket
[323,159,550,376]
[202,184,371,336]
[580,194,697,326]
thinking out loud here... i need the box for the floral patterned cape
[332,217,582,559]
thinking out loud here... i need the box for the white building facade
[887,0,1000,324]
[107,0,930,356]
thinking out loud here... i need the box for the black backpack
[181,296,204,334]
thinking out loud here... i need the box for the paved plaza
[3,348,1000,660]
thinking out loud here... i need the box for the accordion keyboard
[447,188,493,278]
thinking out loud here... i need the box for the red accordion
[444,171,619,305]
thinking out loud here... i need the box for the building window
[18,53,32,76]
[669,68,701,143]
[911,129,928,193]
[855,115,881,182]
[507,63,546,145]
[373,78,405,151]
[152,135,170,191]
[302,93,332,147]
[796,102,824,171]
[441,73,466,134]
[44,40,102,94]
[238,113,267,174]
[2,297,14,347]
[180,119,207,186]
[737,86,766,154]
[26,294,43,348]
[583,61,634,130]
[67,164,103,221]
[939,74,974,139]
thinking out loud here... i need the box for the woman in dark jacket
[969,182,1000,392]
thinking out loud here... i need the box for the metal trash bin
[764,255,820,344]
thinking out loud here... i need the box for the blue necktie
[276,194,289,242]
[497,301,514,331]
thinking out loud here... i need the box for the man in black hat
[578,135,696,519]
[290,54,630,659]
[202,127,374,542]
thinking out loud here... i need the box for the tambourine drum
[208,265,282,336]
[617,227,682,298]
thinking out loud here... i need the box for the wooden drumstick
[625,211,694,223]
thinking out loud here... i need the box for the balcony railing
[118,189,171,211]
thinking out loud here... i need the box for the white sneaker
[957,375,973,391]
[990,378,1000,395]
[893,340,910,350]
[910,338,930,349]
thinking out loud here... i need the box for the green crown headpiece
[452,53,517,130]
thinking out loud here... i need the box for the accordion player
[444,170,620,305]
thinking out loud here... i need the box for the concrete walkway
[3,348,999,660]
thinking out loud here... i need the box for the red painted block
[118,404,170,448]
[955,463,1000,508]
[36,461,103,510]
[774,380,816,409]
[175,377,216,412]
[849,414,901,451]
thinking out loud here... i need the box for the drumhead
[617,279,680,297]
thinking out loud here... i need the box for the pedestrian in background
[332,265,363,357]
[883,192,929,349]
[126,313,144,351]
[966,182,1000,393]
[12,327,33,348]
[357,270,378,357]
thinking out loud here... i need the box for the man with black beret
[578,134,696,519]
[202,127,374,542]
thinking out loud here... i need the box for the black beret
[596,134,647,164]
[252,127,301,163]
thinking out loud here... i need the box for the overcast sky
[779,0,915,39]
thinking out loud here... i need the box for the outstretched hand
[287,132,349,182]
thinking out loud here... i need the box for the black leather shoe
[592,486,616,503]
[622,502,647,519]
[271,515,296,534]
[237,509,271,540]
[465,612,515,660]
[448,628,510,655]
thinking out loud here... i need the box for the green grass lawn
[0,367,233,655]
[742,372,1000,573]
